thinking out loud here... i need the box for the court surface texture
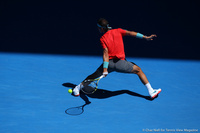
[0,52,199,133]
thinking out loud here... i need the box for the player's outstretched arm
[126,30,157,41]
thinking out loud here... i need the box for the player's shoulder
[110,28,127,33]
[100,28,126,39]
[111,28,127,36]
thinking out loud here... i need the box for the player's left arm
[125,30,157,41]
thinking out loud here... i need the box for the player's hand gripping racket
[81,75,105,94]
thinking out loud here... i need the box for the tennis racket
[81,75,104,94]
[65,104,87,115]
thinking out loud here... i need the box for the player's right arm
[103,48,109,77]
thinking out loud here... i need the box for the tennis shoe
[73,85,81,96]
[149,88,161,98]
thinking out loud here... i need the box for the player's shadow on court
[62,83,157,104]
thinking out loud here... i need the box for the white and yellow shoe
[149,88,161,98]
[72,85,81,96]
[72,83,84,96]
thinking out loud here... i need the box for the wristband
[136,33,144,39]
[103,61,109,68]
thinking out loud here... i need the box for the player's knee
[132,65,142,74]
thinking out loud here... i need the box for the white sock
[76,83,84,90]
[145,82,154,94]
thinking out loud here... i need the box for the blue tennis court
[0,52,199,133]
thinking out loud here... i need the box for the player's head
[97,18,112,33]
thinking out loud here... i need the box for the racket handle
[100,75,105,79]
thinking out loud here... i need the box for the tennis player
[73,18,161,98]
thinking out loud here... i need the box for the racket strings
[81,76,103,94]
[90,81,98,88]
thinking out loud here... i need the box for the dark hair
[97,18,109,28]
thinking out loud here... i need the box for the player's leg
[82,69,103,86]
[131,64,161,98]
[114,60,161,98]
[72,60,114,96]
[131,65,148,85]
[73,60,116,96]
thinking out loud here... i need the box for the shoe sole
[151,89,161,99]
[74,94,80,97]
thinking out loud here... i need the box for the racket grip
[100,75,106,79]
